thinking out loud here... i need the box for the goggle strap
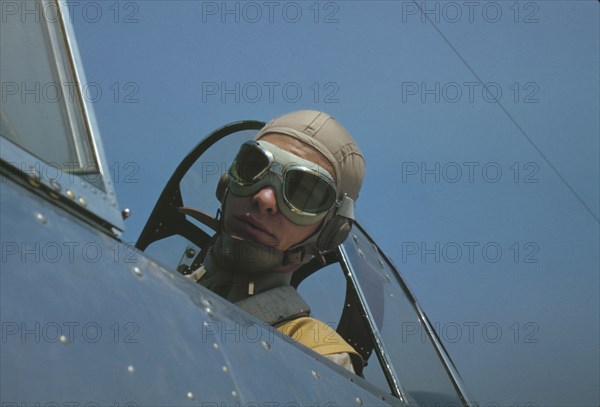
[336,195,355,220]
[283,245,306,265]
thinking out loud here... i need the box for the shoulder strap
[235,285,311,326]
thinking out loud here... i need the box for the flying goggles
[228,140,338,226]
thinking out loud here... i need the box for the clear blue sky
[72,1,599,405]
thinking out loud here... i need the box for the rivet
[187,392,194,400]
[66,189,75,199]
[222,366,228,373]
[77,197,87,207]
[50,180,61,192]
[204,307,214,317]
[28,179,41,187]
[122,208,131,219]
[231,390,238,398]
[132,266,142,277]
[352,233,359,243]
[357,248,365,258]
[127,365,135,374]
[35,212,47,225]
[201,298,211,307]
[379,259,385,269]
[355,397,363,406]
[385,273,391,282]
[311,370,320,380]
[59,335,68,344]
[27,168,41,187]
[212,343,219,349]
[261,341,271,351]
[185,247,196,258]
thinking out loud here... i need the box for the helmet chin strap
[213,222,326,272]
[199,243,294,302]
[207,231,322,302]
[212,233,290,274]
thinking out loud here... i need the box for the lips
[232,215,278,244]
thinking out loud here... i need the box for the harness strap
[235,285,311,326]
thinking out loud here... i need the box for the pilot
[189,110,365,374]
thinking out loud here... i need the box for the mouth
[232,216,278,244]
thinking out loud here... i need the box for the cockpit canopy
[135,121,472,406]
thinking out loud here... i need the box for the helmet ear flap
[316,195,355,252]
[216,173,229,203]
[317,216,353,252]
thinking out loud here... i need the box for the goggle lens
[284,169,336,213]
[230,142,270,184]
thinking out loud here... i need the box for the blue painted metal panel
[0,177,400,406]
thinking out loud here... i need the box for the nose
[252,186,278,215]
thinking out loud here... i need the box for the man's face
[222,133,336,252]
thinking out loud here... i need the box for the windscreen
[343,226,465,406]
[0,0,97,177]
